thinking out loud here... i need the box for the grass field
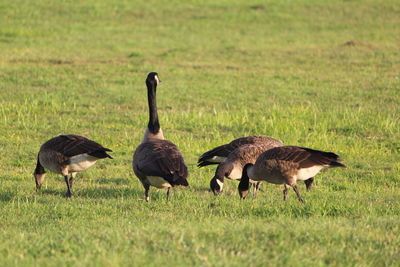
[1,0,399,266]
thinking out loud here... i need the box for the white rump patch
[297,165,326,181]
[68,153,98,172]
[147,176,172,188]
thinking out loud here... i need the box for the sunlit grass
[0,0,399,266]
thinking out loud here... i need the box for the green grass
[1,0,399,266]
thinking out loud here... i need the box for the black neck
[34,157,45,175]
[216,163,231,182]
[146,80,160,134]
[238,164,252,189]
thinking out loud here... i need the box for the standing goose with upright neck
[133,72,189,201]
[143,72,164,141]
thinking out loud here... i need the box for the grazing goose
[198,136,276,167]
[238,146,346,202]
[203,136,314,194]
[133,72,188,201]
[210,139,283,195]
[33,134,113,197]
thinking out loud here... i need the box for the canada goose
[238,146,346,202]
[198,136,276,167]
[33,134,113,197]
[210,138,283,195]
[133,72,188,201]
[203,136,314,194]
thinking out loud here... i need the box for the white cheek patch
[216,179,224,191]
[154,75,160,85]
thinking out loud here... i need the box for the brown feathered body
[198,136,282,167]
[34,134,112,196]
[239,145,346,201]
[215,142,282,181]
[36,135,112,175]
[133,139,188,189]
[249,146,345,185]
[132,72,188,201]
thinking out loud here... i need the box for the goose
[33,134,113,197]
[202,136,314,194]
[238,146,346,202]
[133,72,188,201]
[198,136,276,167]
[210,138,283,195]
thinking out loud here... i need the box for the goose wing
[134,140,188,186]
[198,136,282,167]
[42,135,113,159]
[260,146,344,168]
[197,143,230,167]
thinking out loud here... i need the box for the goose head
[210,176,223,195]
[33,170,46,190]
[146,72,161,87]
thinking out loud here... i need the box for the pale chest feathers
[249,164,283,184]
[296,165,327,181]
[228,164,243,180]
[146,176,172,188]
[142,128,165,142]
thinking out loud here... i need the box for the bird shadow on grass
[78,187,142,199]
[37,186,143,200]
[0,191,16,202]
[190,185,214,194]
[95,177,130,185]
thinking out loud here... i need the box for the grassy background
[0,0,399,266]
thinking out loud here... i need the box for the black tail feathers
[197,144,228,167]
[197,161,219,168]
[330,161,346,168]
[89,149,113,159]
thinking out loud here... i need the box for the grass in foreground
[0,0,399,266]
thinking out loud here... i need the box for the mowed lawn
[0,0,399,266]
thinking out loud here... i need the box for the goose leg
[144,184,150,202]
[69,172,77,189]
[304,177,314,192]
[166,187,172,201]
[292,185,304,203]
[283,184,289,201]
[64,175,72,198]
[253,182,261,197]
